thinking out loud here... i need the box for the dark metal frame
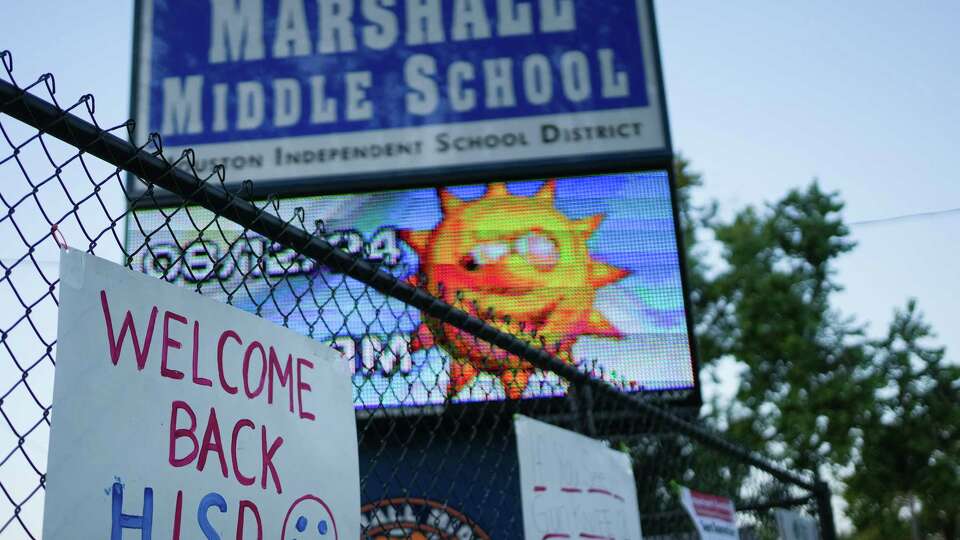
[124,0,702,409]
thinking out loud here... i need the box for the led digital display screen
[126,171,695,408]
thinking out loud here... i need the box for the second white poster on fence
[515,414,643,540]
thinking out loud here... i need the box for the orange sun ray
[398,230,431,257]
[439,189,464,213]
[449,360,479,397]
[484,183,510,198]
[535,179,557,201]
[589,262,629,288]
[576,214,604,235]
[585,310,624,339]
[499,367,531,400]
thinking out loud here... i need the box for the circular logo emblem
[361,498,491,540]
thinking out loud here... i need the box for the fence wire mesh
[0,50,832,540]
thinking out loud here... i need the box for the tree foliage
[673,158,959,537]
[845,301,960,539]
[710,183,876,472]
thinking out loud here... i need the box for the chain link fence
[0,50,834,539]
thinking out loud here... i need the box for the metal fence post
[815,480,838,540]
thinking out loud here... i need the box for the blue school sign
[131,0,671,195]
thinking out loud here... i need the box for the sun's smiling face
[401,181,628,399]
[431,193,576,315]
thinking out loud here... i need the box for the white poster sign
[677,486,739,540]
[515,414,643,540]
[774,509,819,540]
[42,249,359,539]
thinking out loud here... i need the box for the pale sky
[655,1,959,361]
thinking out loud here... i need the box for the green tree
[845,301,960,539]
[672,159,958,537]
[705,182,877,473]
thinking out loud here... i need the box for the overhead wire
[849,206,960,227]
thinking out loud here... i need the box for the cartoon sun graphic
[399,181,629,400]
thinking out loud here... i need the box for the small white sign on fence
[42,249,359,539]
[677,486,739,540]
[774,509,819,540]
[515,414,644,540]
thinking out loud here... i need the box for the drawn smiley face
[281,495,338,540]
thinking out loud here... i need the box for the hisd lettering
[108,482,269,540]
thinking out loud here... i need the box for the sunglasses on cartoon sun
[463,232,560,271]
